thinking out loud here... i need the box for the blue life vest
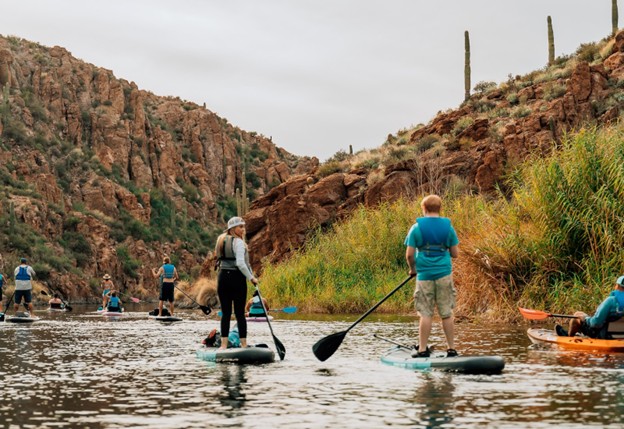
[416,217,451,256]
[249,295,266,316]
[108,296,120,309]
[0,273,4,287]
[163,264,175,278]
[16,266,31,280]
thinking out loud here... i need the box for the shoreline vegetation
[260,124,624,322]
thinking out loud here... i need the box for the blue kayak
[381,346,505,374]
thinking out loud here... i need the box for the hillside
[0,34,317,298]
[246,31,624,270]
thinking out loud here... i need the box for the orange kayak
[527,328,624,353]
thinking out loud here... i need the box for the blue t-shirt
[404,216,459,281]
[586,289,624,328]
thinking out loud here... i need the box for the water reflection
[411,374,455,428]
[218,365,247,416]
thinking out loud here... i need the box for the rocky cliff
[0,35,317,298]
[245,32,624,270]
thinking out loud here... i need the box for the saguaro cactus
[547,16,555,66]
[464,31,471,101]
[613,0,619,35]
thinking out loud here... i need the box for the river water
[0,304,622,428]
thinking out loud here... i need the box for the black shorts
[0,288,2,300]
[160,282,175,302]
[15,290,32,305]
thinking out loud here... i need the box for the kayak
[4,312,40,324]
[527,328,624,353]
[380,346,505,374]
[46,307,67,312]
[247,315,274,322]
[196,345,275,364]
[148,315,183,323]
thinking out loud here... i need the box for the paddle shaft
[255,285,286,360]
[173,283,211,315]
[373,334,412,350]
[344,275,415,334]
[0,289,17,320]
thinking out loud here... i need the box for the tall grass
[260,200,420,313]
[260,124,624,319]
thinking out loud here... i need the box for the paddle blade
[281,306,297,314]
[274,335,286,360]
[130,297,141,303]
[518,307,550,320]
[312,330,348,362]
[199,305,212,316]
[64,305,73,312]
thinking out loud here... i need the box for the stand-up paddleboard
[101,310,127,317]
[4,312,40,324]
[380,346,505,374]
[148,315,183,323]
[46,307,67,312]
[196,345,275,364]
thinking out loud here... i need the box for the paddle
[173,283,212,315]
[0,289,16,322]
[518,307,577,320]
[121,291,141,303]
[254,284,286,360]
[217,306,297,317]
[373,334,413,350]
[312,275,415,362]
[272,306,297,313]
[41,284,72,311]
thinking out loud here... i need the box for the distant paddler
[14,258,36,316]
[152,256,179,317]
[101,274,114,310]
[48,293,64,310]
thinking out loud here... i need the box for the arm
[174,268,180,281]
[152,267,163,279]
[405,246,416,277]
[245,299,253,312]
[586,296,618,328]
[449,245,459,258]
[233,239,258,284]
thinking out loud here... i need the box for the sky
[0,0,615,161]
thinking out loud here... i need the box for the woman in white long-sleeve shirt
[215,216,258,349]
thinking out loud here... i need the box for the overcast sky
[0,1,615,160]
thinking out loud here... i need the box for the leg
[232,273,248,344]
[569,312,586,337]
[418,315,432,352]
[217,270,233,344]
[158,300,164,317]
[169,300,174,316]
[441,316,454,349]
[436,275,456,350]
[414,279,435,353]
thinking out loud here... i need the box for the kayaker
[245,290,269,317]
[556,276,624,338]
[106,291,123,313]
[152,256,179,317]
[215,216,258,350]
[101,274,114,310]
[405,195,460,358]
[48,293,64,309]
[202,325,241,348]
[13,258,36,315]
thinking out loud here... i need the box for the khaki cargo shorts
[414,274,455,318]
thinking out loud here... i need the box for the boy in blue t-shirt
[405,194,459,358]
